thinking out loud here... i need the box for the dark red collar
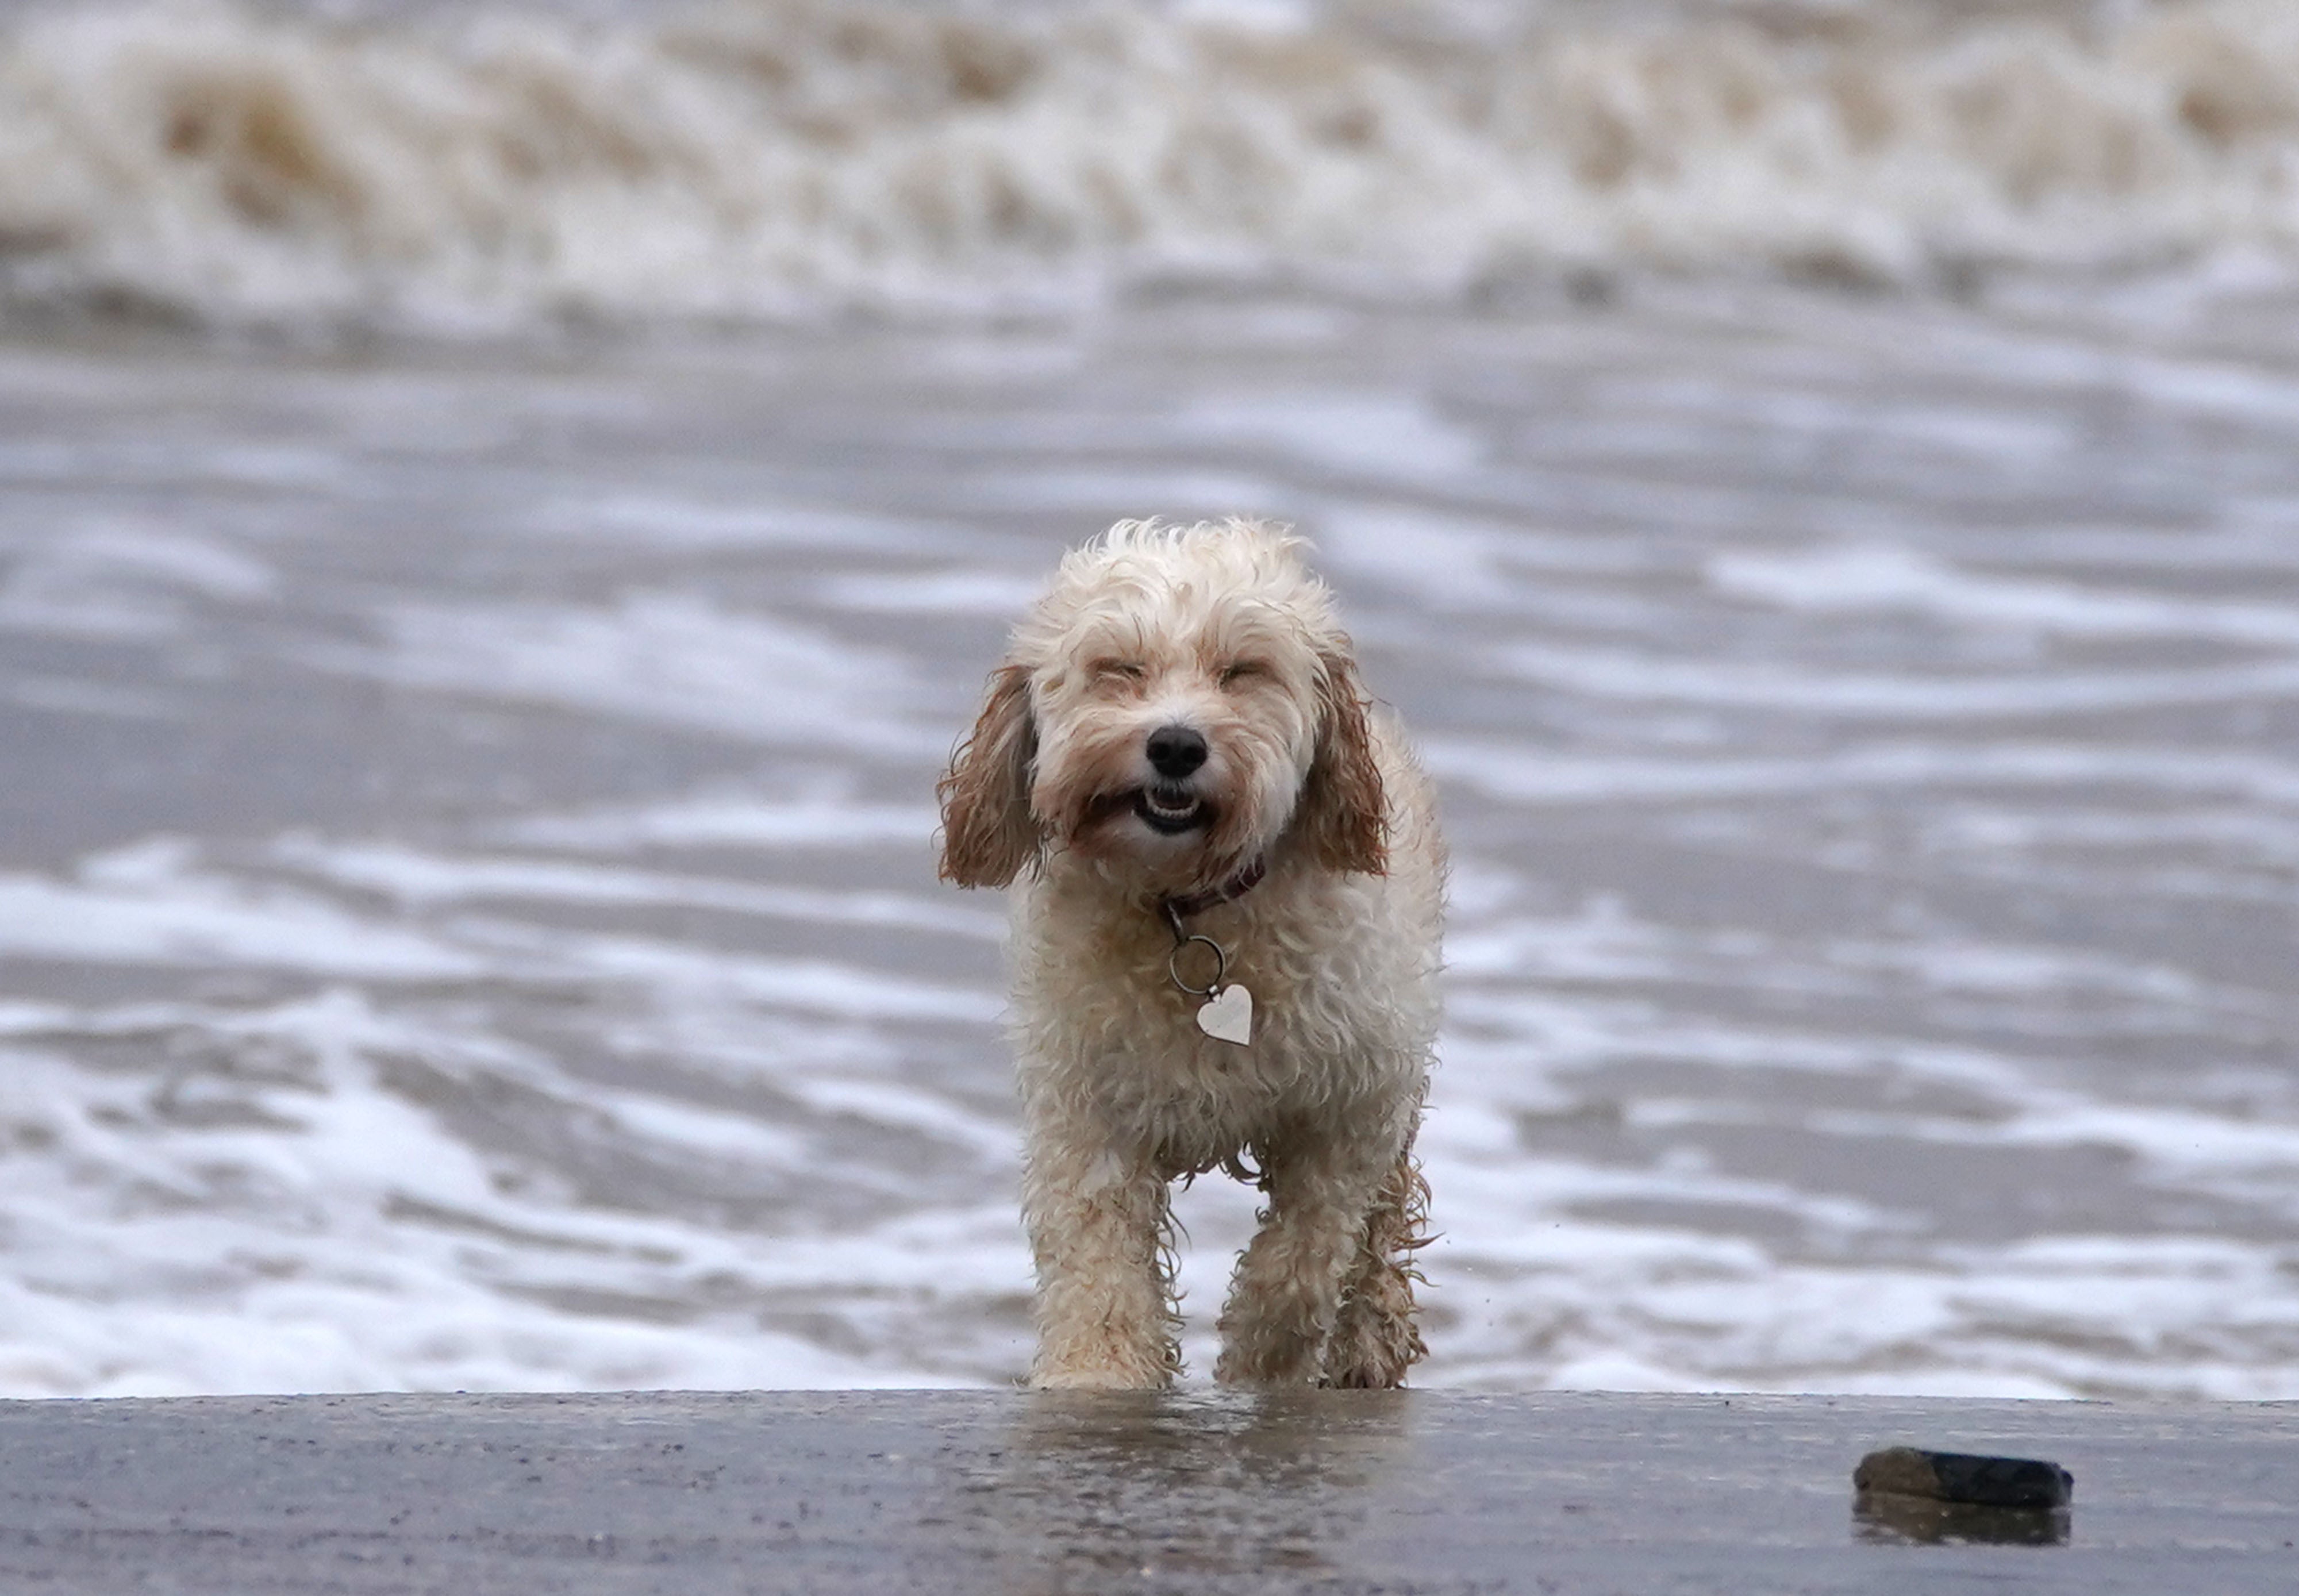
[1159,857,1267,938]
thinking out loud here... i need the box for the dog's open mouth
[1132,783,1210,836]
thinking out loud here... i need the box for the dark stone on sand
[1855,1444,2074,1508]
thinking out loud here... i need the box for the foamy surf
[5,0,2299,333]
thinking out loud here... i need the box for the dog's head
[938,518,1386,892]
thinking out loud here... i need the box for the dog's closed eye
[1218,660,1268,687]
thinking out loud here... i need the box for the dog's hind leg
[1022,1138,1181,1389]
[1321,1145,1430,1389]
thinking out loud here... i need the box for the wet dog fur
[938,518,1443,1388]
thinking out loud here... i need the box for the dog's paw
[1028,1356,1174,1391]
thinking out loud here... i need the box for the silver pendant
[1194,983,1254,1047]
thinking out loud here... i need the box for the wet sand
[0,1389,2293,1593]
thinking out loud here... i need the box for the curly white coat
[939,519,1444,1388]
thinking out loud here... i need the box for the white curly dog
[939,518,1444,1389]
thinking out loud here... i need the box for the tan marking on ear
[1295,645,1387,876]
[937,664,1041,887]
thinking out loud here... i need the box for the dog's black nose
[1145,725,1208,779]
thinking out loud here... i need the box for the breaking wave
[3,0,2299,332]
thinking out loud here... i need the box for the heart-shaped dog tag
[1195,984,1254,1047]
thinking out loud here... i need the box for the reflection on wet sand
[1854,1491,2071,1547]
[967,1390,1413,1589]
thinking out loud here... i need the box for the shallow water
[3,269,2296,1398]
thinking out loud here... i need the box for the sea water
[1,0,2296,1399]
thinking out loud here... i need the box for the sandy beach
[2,1388,2294,1591]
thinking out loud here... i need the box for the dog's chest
[1060,924,1324,1107]
[1014,874,1413,1140]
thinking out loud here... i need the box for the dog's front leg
[1214,1134,1399,1386]
[1321,1143,1430,1388]
[1021,1129,1179,1389]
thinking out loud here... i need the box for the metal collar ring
[1168,933,1227,997]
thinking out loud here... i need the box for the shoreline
[1,1389,2291,1593]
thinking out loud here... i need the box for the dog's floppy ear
[1296,647,1387,875]
[938,664,1041,887]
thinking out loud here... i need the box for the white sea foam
[0,928,1026,1395]
[1424,1156,2299,1397]
[311,591,944,753]
[0,521,275,639]
[0,1104,975,1395]
[811,570,1050,616]
[1424,739,2299,807]
[1171,394,1490,483]
[497,794,944,852]
[514,929,1005,1024]
[1712,543,2299,647]
[0,841,479,976]
[7,0,2299,333]
[271,838,1002,939]
[6,674,176,719]
[523,497,966,555]
[1494,641,2299,719]
[4,798,2293,1399]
